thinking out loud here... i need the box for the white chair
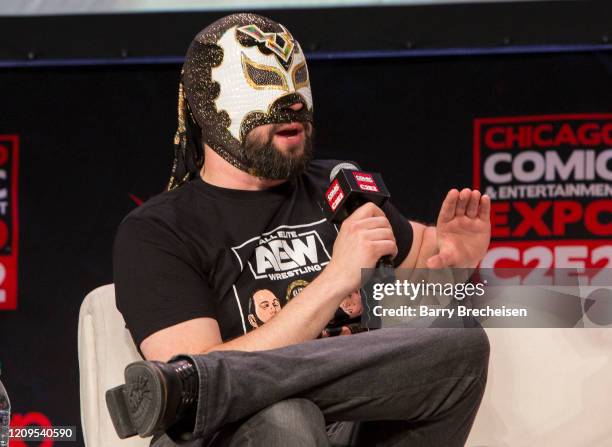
[78,285,612,446]
[78,284,151,447]
[466,327,612,447]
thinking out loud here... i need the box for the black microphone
[323,163,394,268]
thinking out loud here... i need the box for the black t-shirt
[113,159,413,349]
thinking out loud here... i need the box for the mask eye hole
[241,52,289,91]
[292,61,309,90]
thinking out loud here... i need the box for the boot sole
[105,361,167,438]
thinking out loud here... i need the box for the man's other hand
[426,188,491,269]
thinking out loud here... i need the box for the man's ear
[248,314,258,328]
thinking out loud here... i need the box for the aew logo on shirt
[232,219,332,281]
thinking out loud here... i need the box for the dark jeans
[152,325,489,447]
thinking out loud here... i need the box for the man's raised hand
[426,188,491,269]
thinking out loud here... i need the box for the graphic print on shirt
[247,288,282,329]
[321,290,364,337]
[232,219,333,281]
[230,218,337,334]
[285,279,309,301]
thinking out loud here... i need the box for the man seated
[108,13,491,447]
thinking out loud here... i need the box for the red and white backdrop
[476,114,612,272]
[0,135,18,311]
[0,51,610,444]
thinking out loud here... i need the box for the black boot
[105,358,198,439]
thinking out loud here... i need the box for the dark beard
[242,125,314,180]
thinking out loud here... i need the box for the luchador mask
[177,13,314,180]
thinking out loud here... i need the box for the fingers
[466,190,482,218]
[426,254,443,269]
[342,204,391,234]
[438,189,459,223]
[442,188,489,220]
[371,239,398,259]
[363,228,395,244]
[426,248,454,269]
[348,202,386,220]
[455,188,472,216]
[339,209,397,260]
[479,194,491,221]
[353,216,392,231]
[362,227,396,258]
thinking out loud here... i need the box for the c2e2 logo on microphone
[325,179,344,211]
[0,134,19,310]
[352,171,379,193]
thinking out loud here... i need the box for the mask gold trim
[291,61,309,91]
[241,52,289,92]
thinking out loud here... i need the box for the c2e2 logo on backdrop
[473,114,612,277]
[0,134,19,310]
